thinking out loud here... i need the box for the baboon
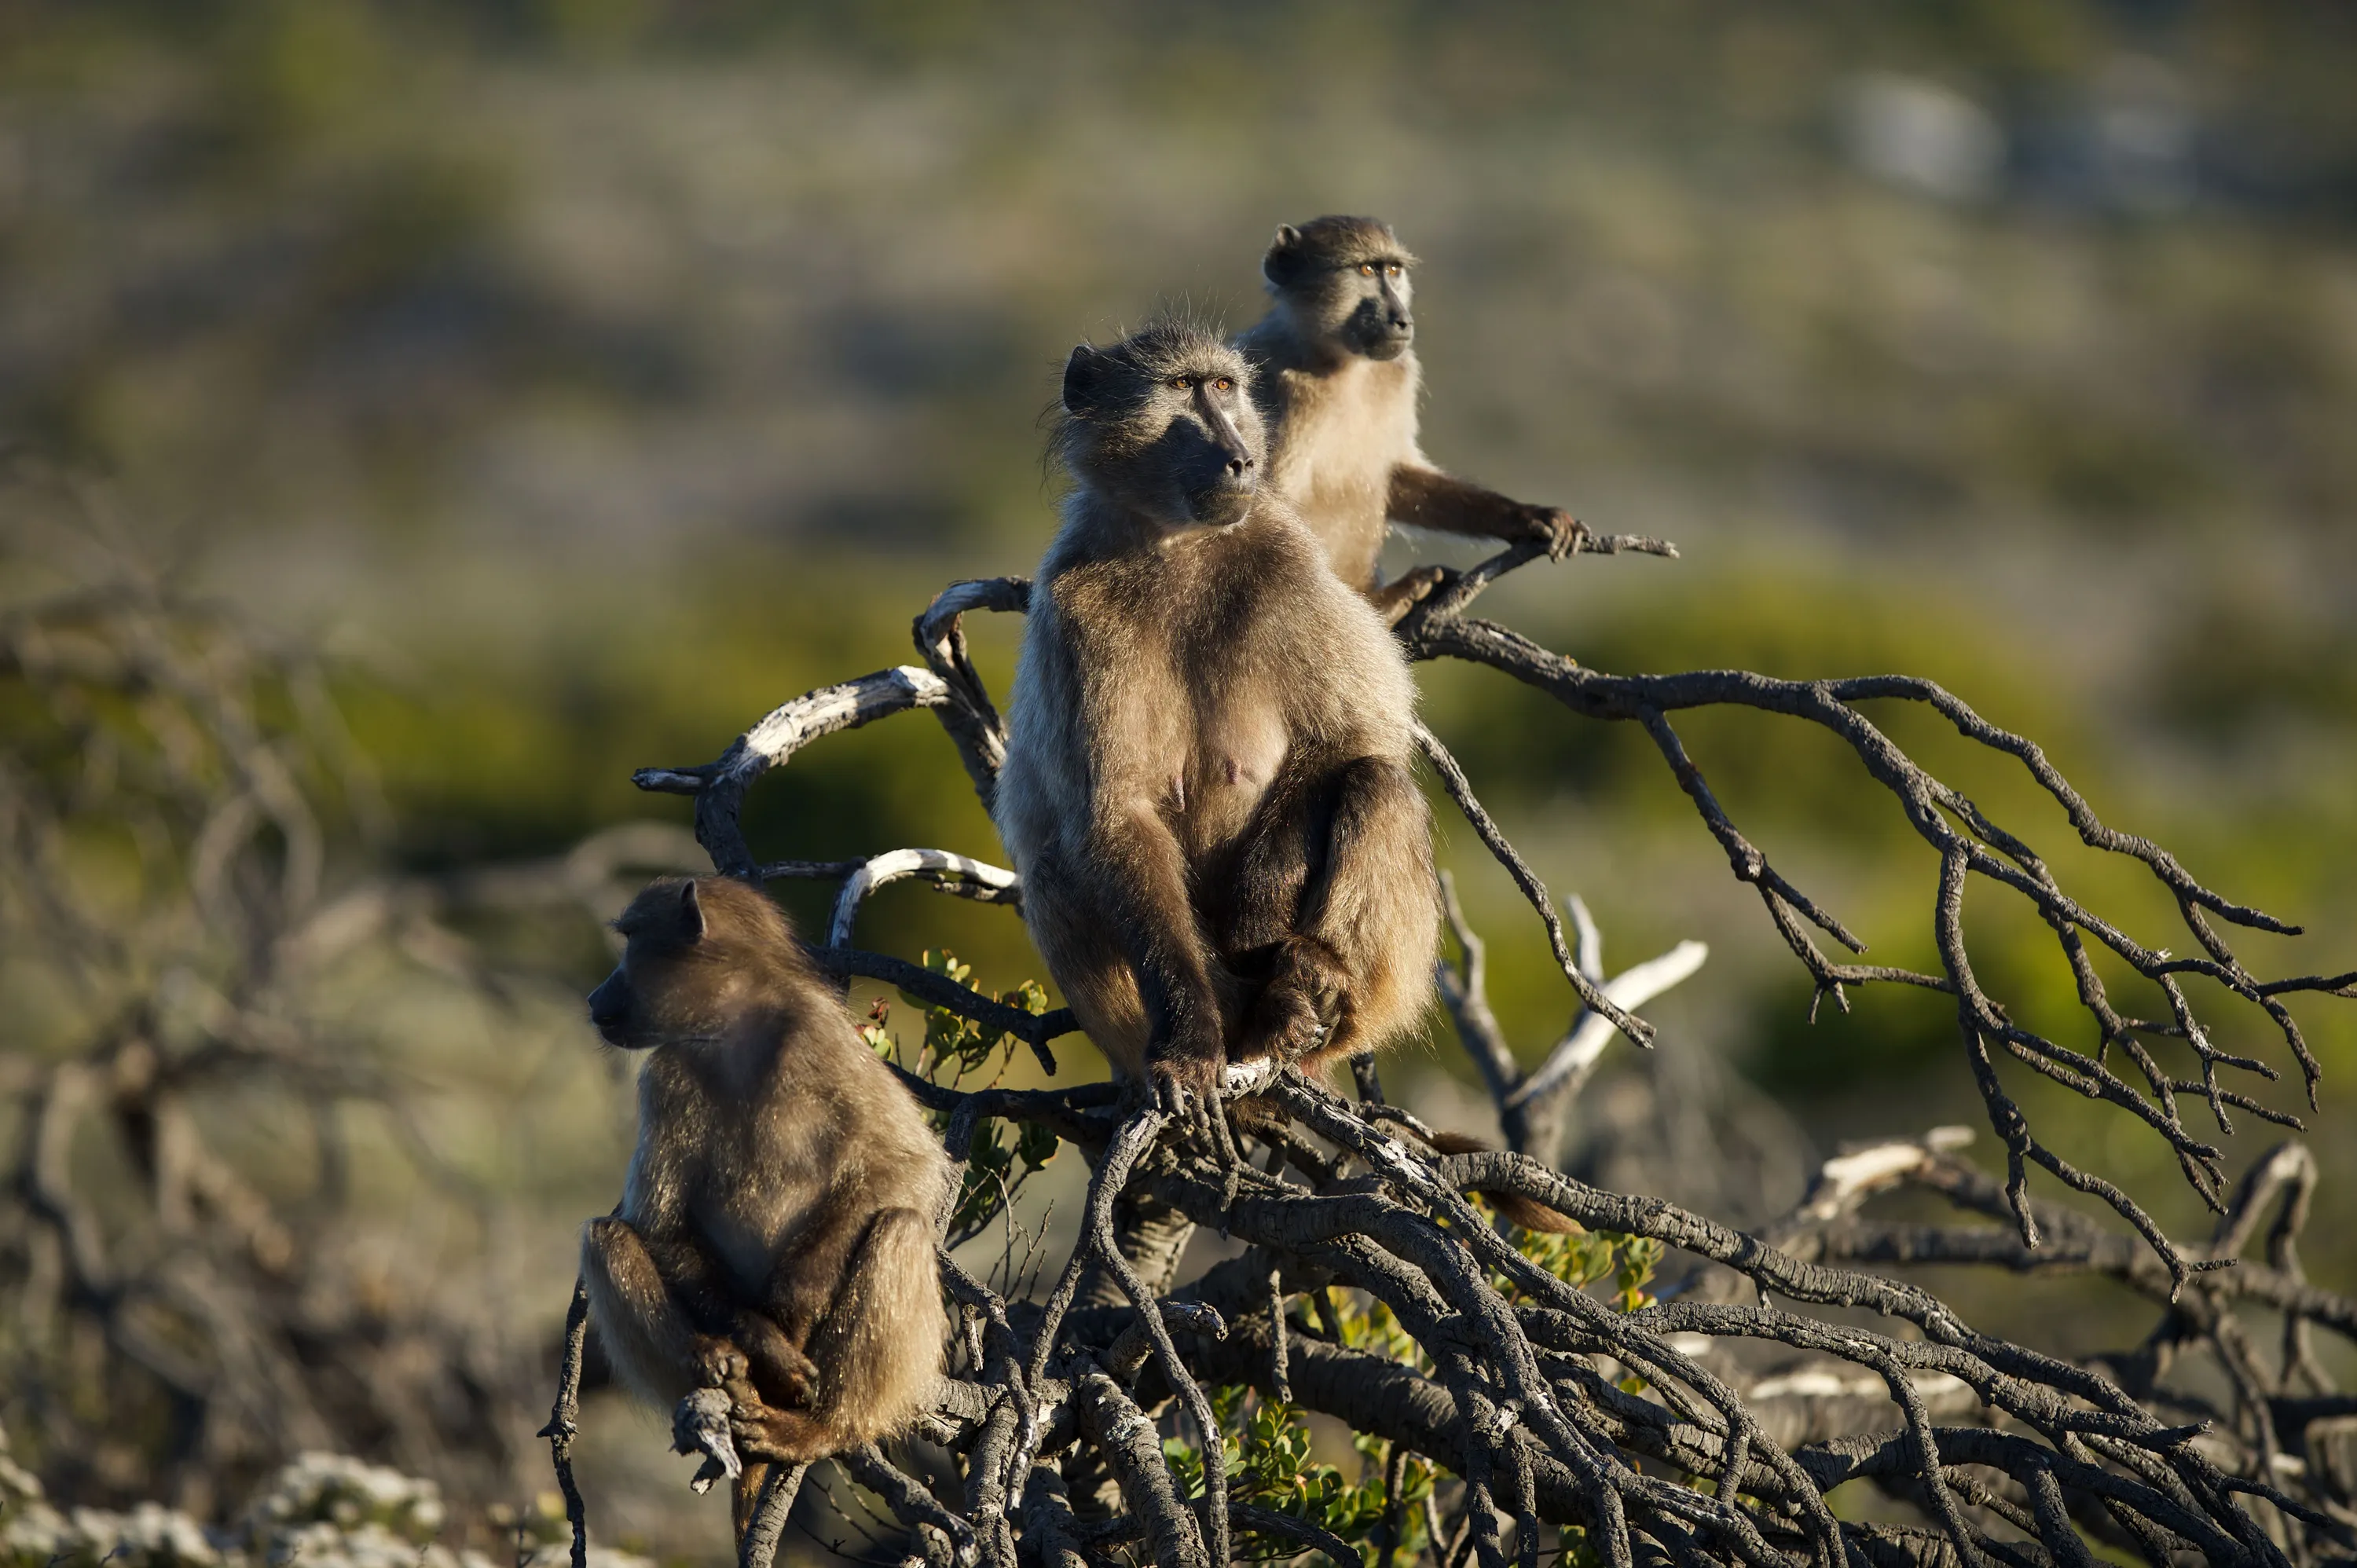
[1238,215,1582,619]
[994,319,1440,1106]
[578,876,951,1505]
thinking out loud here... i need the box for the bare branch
[829,848,1023,947]
[1395,543,2343,1257]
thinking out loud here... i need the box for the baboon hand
[1144,1030,1223,1116]
[1522,506,1585,562]
[1146,1059,1218,1118]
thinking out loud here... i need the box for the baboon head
[1261,215,1417,362]
[587,876,805,1051]
[1055,319,1265,529]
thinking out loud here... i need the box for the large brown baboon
[994,318,1439,1107]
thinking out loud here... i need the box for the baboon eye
[1358,262,1376,277]
[1386,263,1403,277]
[1169,376,1192,390]
[1214,376,1233,390]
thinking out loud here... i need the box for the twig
[538,1275,592,1568]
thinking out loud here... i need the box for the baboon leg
[1238,755,1435,1070]
[1220,766,1336,1064]
[802,1207,948,1452]
[729,1309,821,1411]
[1216,768,1318,958]
[580,1216,700,1409]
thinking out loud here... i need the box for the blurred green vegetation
[4,0,2354,1412]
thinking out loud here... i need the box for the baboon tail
[1427,1130,1583,1234]
[808,1207,948,1447]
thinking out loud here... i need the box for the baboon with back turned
[994,318,1439,1106]
[578,875,951,1511]
[1239,215,1582,619]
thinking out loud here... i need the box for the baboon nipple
[1223,757,1241,786]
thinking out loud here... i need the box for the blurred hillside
[3,1,2355,1552]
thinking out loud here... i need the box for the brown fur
[995,319,1439,1099]
[578,876,952,1495]
[1424,1130,1582,1234]
[1237,216,1580,616]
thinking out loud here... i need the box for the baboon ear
[1062,345,1114,413]
[674,879,706,943]
[1263,225,1307,288]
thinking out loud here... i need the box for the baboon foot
[695,1334,839,1464]
[1375,565,1450,625]
[731,1401,841,1466]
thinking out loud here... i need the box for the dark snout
[1182,389,1259,526]
[1346,292,1413,361]
[1183,459,1258,528]
[587,968,634,1047]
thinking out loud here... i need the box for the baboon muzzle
[1349,294,1413,360]
[587,969,632,1046]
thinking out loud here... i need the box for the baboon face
[588,877,790,1050]
[1059,321,1264,529]
[1263,215,1417,362]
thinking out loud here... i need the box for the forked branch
[1395,544,2344,1285]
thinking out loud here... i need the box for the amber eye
[1214,376,1233,390]
[1358,262,1376,277]
[1386,263,1403,277]
[1169,376,1192,390]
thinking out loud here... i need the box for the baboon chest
[1153,580,1310,851]
[1269,359,1418,584]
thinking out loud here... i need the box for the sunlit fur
[1240,215,1574,606]
[999,318,1439,1094]
[578,877,951,1481]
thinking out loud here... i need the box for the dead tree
[555,535,2357,1567]
[0,472,709,1521]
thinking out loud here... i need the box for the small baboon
[579,876,951,1500]
[1238,215,1582,618]
[995,318,1439,1105]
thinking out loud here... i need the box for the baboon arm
[1089,800,1226,1076]
[1387,463,1574,550]
[581,1216,709,1407]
